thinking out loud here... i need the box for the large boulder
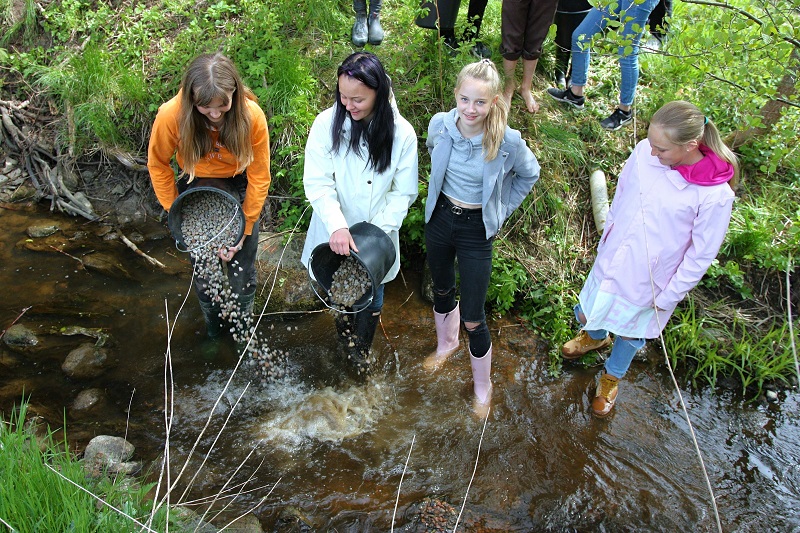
[255,232,322,314]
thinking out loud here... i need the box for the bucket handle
[174,204,243,254]
[306,252,373,315]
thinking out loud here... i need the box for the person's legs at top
[501,0,529,105]
[546,5,606,109]
[517,0,558,112]
[599,0,659,130]
[464,0,491,57]
[352,0,368,46]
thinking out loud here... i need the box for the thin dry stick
[178,383,251,505]
[453,408,490,532]
[148,289,191,530]
[118,231,167,268]
[204,452,266,526]
[43,464,159,533]
[786,255,799,385]
[391,434,416,532]
[0,305,32,341]
[217,477,281,532]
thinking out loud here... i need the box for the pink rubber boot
[470,345,492,418]
[422,304,461,370]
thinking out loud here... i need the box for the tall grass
[0,401,170,532]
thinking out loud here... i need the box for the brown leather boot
[561,330,611,359]
[591,373,619,418]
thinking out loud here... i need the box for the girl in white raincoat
[300,52,418,374]
[562,100,739,417]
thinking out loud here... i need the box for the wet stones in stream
[327,255,372,309]
[180,191,286,384]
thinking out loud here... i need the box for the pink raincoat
[579,139,735,339]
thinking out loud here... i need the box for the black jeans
[425,195,494,325]
[178,174,259,303]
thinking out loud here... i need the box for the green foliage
[664,296,796,398]
[721,183,800,273]
[0,0,38,46]
[36,43,149,149]
[0,400,169,532]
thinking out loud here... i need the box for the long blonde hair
[454,59,508,161]
[651,100,740,189]
[177,53,256,180]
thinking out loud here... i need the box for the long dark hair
[331,52,395,174]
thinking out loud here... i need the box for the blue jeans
[426,196,494,356]
[573,304,645,379]
[570,0,659,106]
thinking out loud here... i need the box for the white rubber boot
[470,345,492,418]
[423,304,460,370]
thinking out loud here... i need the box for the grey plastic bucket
[415,0,462,30]
[167,186,244,253]
[309,221,396,312]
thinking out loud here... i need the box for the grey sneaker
[600,108,633,130]
[547,87,585,110]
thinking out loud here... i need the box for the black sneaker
[600,108,633,130]
[471,41,491,59]
[547,87,585,110]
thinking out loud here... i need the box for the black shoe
[546,86,585,110]
[600,108,633,130]
[554,70,566,90]
[471,41,491,59]
[443,34,459,55]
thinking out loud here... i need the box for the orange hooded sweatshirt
[147,91,271,235]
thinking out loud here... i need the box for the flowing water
[1,205,798,532]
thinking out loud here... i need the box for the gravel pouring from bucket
[309,221,396,313]
[167,186,245,254]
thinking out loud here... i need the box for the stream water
[0,204,798,532]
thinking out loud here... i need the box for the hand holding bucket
[309,221,396,313]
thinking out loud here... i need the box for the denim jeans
[178,175,259,304]
[573,303,645,378]
[570,0,660,106]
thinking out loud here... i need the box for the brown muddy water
[1,204,799,532]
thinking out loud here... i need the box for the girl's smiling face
[195,91,234,126]
[338,75,377,122]
[454,76,496,135]
[648,124,700,168]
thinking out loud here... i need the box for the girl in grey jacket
[424,59,540,418]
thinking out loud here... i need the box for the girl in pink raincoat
[562,100,739,417]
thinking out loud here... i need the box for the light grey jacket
[425,109,540,239]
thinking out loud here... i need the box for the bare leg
[502,58,517,107]
[518,58,539,113]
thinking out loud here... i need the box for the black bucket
[415,0,462,30]
[167,186,245,253]
[309,221,396,312]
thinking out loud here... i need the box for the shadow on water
[1,205,799,531]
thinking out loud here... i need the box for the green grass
[0,400,171,532]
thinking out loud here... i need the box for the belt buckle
[450,205,463,215]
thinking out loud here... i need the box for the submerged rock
[3,323,39,348]
[26,223,59,238]
[62,343,109,379]
[81,252,135,280]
